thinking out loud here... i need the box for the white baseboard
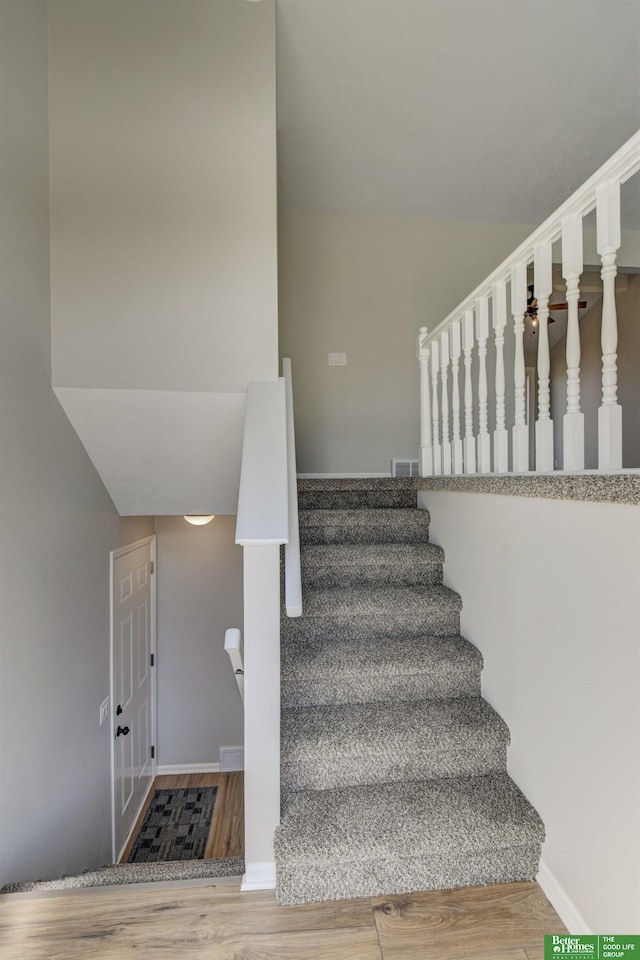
[297,472,391,479]
[537,857,592,934]
[155,763,220,775]
[241,861,276,891]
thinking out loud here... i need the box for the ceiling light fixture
[183,515,215,526]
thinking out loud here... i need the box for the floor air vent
[391,458,419,478]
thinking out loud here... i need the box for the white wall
[421,490,640,933]
[46,0,278,516]
[551,274,640,468]
[49,0,277,393]
[0,1,154,887]
[155,517,243,767]
[279,212,535,474]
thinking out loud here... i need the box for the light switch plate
[328,352,347,366]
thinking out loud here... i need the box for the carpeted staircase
[274,478,544,905]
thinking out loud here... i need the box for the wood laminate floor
[0,879,566,960]
[120,772,244,863]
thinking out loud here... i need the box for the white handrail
[282,358,302,617]
[235,380,288,545]
[427,129,640,346]
[224,628,244,702]
[418,128,640,477]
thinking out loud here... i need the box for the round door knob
[116,725,130,737]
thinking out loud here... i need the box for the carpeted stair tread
[281,606,460,642]
[297,478,420,491]
[299,508,430,545]
[274,775,544,904]
[301,542,444,587]
[281,633,482,707]
[299,583,461,620]
[276,773,544,861]
[281,697,508,792]
[298,489,417,510]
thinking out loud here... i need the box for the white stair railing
[533,240,553,472]
[234,358,301,891]
[224,628,244,702]
[235,378,288,892]
[492,280,508,473]
[417,128,640,476]
[282,358,302,617]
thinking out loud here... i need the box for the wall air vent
[391,458,419,478]
[220,746,244,772]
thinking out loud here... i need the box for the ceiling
[276,0,640,225]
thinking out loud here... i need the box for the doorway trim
[109,534,157,863]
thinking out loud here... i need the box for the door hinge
[151,745,155,760]
[150,560,155,574]
[150,653,155,667]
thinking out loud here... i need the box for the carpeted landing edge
[1,857,245,894]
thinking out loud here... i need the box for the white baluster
[597,181,622,470]
[534,239,554,472]
[417,327,433,476]
[450,320,463,474]
[431,339,442,475]
[476,295,491,473]
[440,329,452,475]
[511,261,529,472]
[562,215,585,471]
[492,279,508,473]
[462,309,476,474]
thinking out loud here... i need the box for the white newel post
[534,239,554,472]
[492,279,508,473]
[476,295,491,473]
[462,309,476,474]
[417,327,433,476]
[511,261,529,472]
[562,215,585,471]
[431,339,442,475]
[242,544,280,890]
[439,330,452,475]
[450,320,463,474]
[596,181,622,469]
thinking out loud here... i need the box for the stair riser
[282,744,507,794]
[276,844,542,905]
[301,524,430,546]
[301,561,443,588]
[281,670,481,709]
[282,611,461,641]
[298,490,417,510]
[299,508,430,545]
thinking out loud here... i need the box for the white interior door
[111,536,156,861]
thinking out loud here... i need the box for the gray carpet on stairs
[282,632,482,707]
[301,542,444,588]
[281,697,509,793]
[275,478,544,905]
